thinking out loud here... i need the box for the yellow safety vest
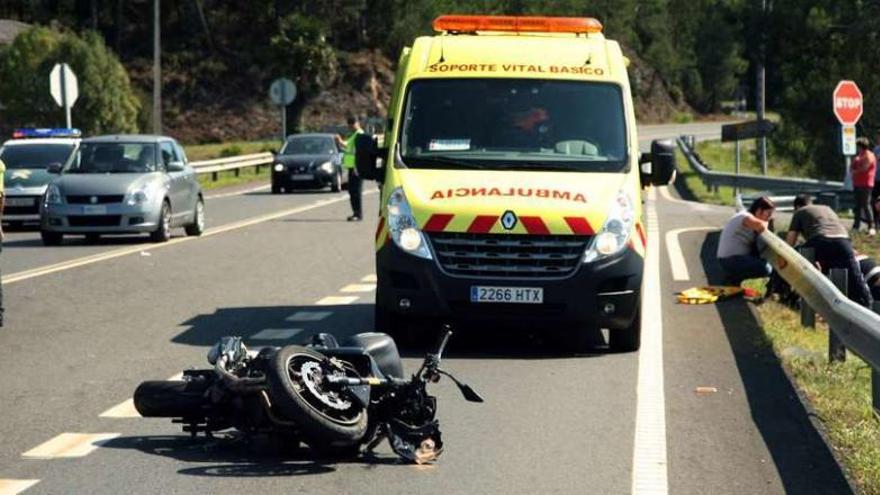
[342,130,363,169]
[0,159,5,195]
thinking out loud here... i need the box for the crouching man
[717,196,776,285]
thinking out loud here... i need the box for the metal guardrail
[190,152,275,181]
[759,231,880,416]
[676,136,845,192]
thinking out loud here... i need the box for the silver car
[40,135,205,245]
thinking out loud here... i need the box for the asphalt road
[0,122,851,495]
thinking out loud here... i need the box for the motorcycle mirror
[458,383,485,403]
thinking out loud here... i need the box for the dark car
[271,133,345,193]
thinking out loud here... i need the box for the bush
[219,145,243,157]
[0,26,140,135]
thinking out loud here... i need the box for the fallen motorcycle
[133,329,482,464]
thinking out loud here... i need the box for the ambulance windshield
[400,79,627,172]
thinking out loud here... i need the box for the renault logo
[501,210,518,230]
[90,196,98,204]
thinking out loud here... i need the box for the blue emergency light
[12,128,82,139]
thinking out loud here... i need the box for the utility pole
[756,0,769,175]
[152,0,162,134]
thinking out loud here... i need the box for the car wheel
[150,201,172,243]
[41,230,63,246]
[330,170,342,192]
[272,182,282,194]
[609,309,642,352]
[266,345,368,450]
[184,198,205,236]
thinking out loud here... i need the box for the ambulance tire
[609,309,641,352]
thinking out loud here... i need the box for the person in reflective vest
[336,116,364,221]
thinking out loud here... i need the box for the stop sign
[833,80,863,125]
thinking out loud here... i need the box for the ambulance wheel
[609,309,642,352]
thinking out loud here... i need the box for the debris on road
[695,386,718,395]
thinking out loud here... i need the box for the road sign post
[49,63,78,128]
[833,80,863,184]
[269,78,296,140]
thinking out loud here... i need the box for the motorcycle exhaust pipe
[133,380,209,418]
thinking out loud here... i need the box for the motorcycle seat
[342,332,404,379]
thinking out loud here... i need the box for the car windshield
[399,79,627,172]
[0,143,75,169]
[68,143,159,173]
[281,136,337,155]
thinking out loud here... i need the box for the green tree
[0,26,140,133]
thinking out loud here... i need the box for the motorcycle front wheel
[267,345,368,449]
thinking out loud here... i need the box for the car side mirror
[355,134,385,181]
[47,162,63,174]
[639,139,677,186]
[167,160,186,172]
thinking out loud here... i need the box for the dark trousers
[348,169,362,217]
[853,186,874,230]
[804,236,873,308]
[0,243,4,326]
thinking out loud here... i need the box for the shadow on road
[173,304,605,360]
[699,231,853,494]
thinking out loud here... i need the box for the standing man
[337,116,364,221]
[0,156,5,327]
[872,131,880,232]
[786,194,872,308]
[850,137,876,235]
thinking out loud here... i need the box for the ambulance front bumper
[375,240,643,329]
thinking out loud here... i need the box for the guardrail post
[211,171,218,182]
[829,268,848,363]
[798,247,816,328]
[234,167,240,178]
[873,302,880,419]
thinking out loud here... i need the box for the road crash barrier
[190,152,275,181]
[759,230,880,418]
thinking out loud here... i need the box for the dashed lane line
[251,328,304,340]
[22,433,119,459]
[631,204,668,494]
[340,283,376,293]
[361,274,377,283]
[0,479,39,495]
[286,311,332,322]
[315,296,359,306]
[3,189,378,286]
[665,227,717,282]
[99,399,140,419]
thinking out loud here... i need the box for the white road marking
[361,274,377,283]
[315,296,359,306]
[99,399,140,418]
[340,283,376,293]
[205,184,270,200]
[658,185,691,205]
[3,190,378,285]
[167,372,184,381]
[251,328,303,340]
[631,204,668,494]
[0,480,39,495]
[22,433,119,459]
[647,186,657,201]
[286,311,332,322]
[665,227,717,281]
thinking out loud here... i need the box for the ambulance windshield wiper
[406,155,490,170]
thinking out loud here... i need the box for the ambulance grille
[428,232,590,279]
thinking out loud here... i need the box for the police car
[0,128,81,225]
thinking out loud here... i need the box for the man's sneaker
[870,228,877,236]
[347,215,362,222]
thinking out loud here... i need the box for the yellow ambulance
[356,15,676,352]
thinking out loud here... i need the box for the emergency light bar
[433,15,603,34]
[12,128,81,139]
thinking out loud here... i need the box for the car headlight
[387,187,432,259]
[319,161,334,173]
[273,163,284,172]
[125,183,161,206]
[583,189,635,263]
[44,184,63,205]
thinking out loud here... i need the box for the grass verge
[184,140,279,161]
[197,165,270,191]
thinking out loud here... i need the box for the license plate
[82,205,107,215]
[5,197,35,207]
[291,173,314,181]
[470,286,543,304]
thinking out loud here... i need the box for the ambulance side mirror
[355,134,383,181]
[639,139,677,186]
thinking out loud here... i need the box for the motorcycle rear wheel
[267,346,368,449]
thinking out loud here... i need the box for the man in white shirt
[717,196,775,284]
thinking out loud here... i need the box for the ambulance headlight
[584,190,635,263]
[387,187,432,259]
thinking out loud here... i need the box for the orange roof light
[433,15,603,34]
